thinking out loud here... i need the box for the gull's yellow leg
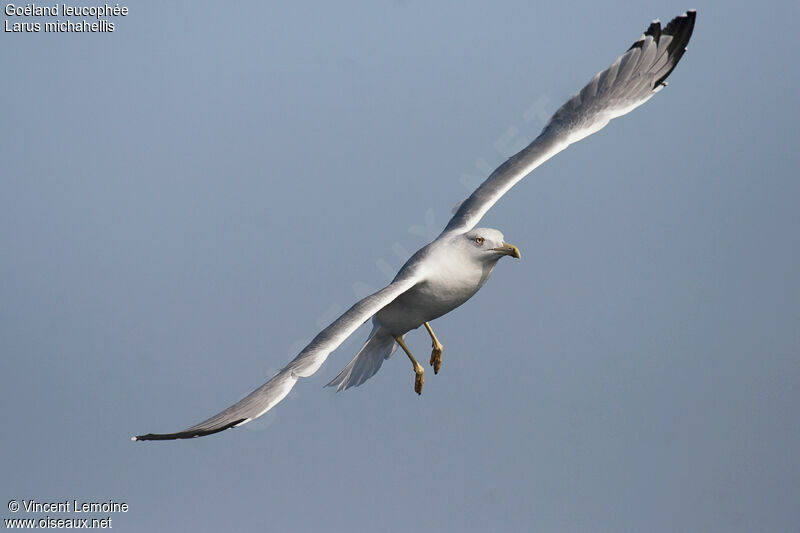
[424,322,444,374]
[393,335,424,395]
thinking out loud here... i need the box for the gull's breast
[375,258,493,335]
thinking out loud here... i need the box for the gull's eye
[475,236,485,245]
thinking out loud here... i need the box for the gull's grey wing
[133,273,421,441]
[442,10,696,235]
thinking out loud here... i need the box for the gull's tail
[326,323,398,391]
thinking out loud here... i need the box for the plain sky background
[2,1,798,532]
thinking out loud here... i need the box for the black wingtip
[629,9,696,52]
[628,19,662,51]
[645,20,662,43]
[653,10,697,88]
[132,418,247,442]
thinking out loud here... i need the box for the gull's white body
[326,228,514,394]
[376,232,502,335]
[134,10,696,441]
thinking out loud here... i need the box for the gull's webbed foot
[429,340,443,374]
[394,334,425,395]
[424,322,443,374]
[414,361,424,395]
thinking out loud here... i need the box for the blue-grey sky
[2,1,799,532]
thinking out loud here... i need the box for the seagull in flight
[134,10,696,441]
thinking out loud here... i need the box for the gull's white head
[461,228,521,263]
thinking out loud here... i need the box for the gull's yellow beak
[492,241,521,259]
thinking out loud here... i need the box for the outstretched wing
[133,273,421,441]
[442,10,696,235]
